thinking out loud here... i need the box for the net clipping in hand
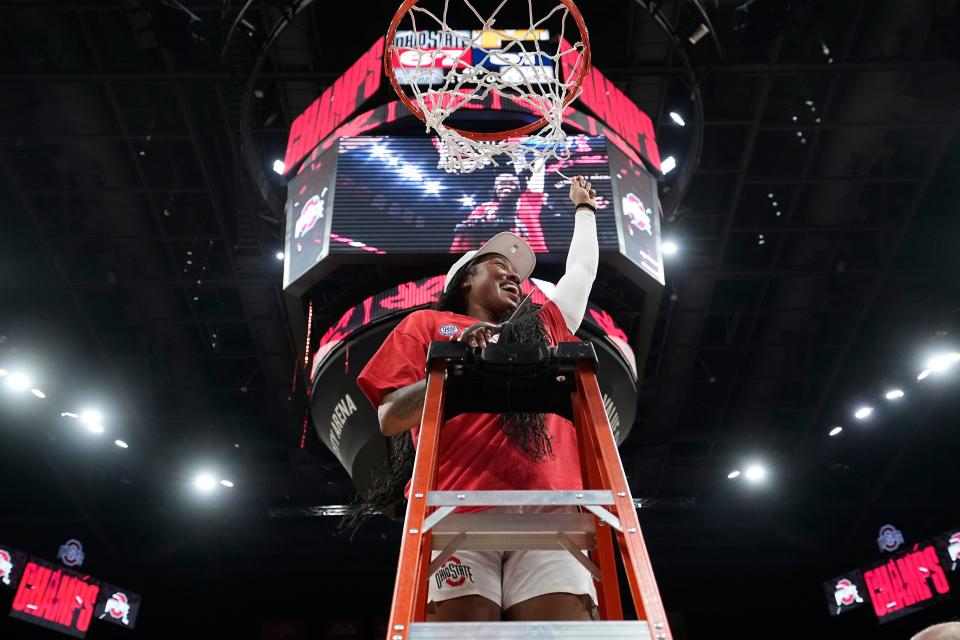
[385,0,591,174]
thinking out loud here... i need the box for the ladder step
[431,513,595,551]
[427,490,614,507]
[406,620,653,639]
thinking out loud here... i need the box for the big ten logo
[328,393,358,458]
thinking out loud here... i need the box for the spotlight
[5,373,31,392]
[220,479,234,488]
[669,112,686,126]
[727,470,741,479]
[114,440,128,449]
[662,240,678,256]
[744,464,767,483]
[30,388,46,399]
[926,352,960,374]
[884,389,904,400]
[828,426,843,437]
[194,473,217,494]
[272,159,285,175]
[79,409,104,433]
[661,156,677,175]
[275,251,284,261]
[853,406,873,420]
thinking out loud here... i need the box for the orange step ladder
[385,335,673,640]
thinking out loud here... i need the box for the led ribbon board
[283,35,661,176]
[825,527,959,624]
[2,545,140,637]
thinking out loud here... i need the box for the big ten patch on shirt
[356,300,583,512]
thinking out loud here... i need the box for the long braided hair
[339,257,553,533]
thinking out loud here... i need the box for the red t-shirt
[356,301,583,502]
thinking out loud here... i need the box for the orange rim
[383,0,591,142]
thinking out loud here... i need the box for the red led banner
[559,37,661,171]
[825,528,959,624]
[283,37,385,174]
[284,36,660,176]
[10,559,100,638]
[310,275,636,383]
[862,545,950,622]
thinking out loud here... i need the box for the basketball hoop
[384,0,591,174]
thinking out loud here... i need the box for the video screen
[283,144,339,292]
[608,143,664,284]
[329,135,618,256]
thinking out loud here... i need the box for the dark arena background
[1,1,959,639]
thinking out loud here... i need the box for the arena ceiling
[1,1,959,638]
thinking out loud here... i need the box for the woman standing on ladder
[349,176,599,622]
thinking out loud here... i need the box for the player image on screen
[329,136,616,258]
[450,165,548,253]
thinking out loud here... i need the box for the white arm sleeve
[548,207,598,334]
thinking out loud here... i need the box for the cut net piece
[393,0,589,174]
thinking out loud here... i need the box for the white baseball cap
[443,232,536,292]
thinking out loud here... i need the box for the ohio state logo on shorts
[439,324,461,337]
[434,555,475,590]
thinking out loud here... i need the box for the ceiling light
[884,389,904,400]
[275,251,284,261]
[272,159,285,174]
[79,409,104,433]
[30,388,46,398]
[662,240,678,256]
[0,369,7,377]
[5,373,31,392]
[727,470,741,479]
[114,440,128,449]
[687,22,709,45]
[661,156,677,175]
[220,479,234,488]
[744,464,767,482]
[853,406,873,420]
[669,111,686,126]
[917,369,931,380]
[828,426,843,437]
[926,352,960,374]
[194,473,217,493]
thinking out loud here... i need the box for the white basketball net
[392,0,587,174]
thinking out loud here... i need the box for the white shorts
[427,506,598,610]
